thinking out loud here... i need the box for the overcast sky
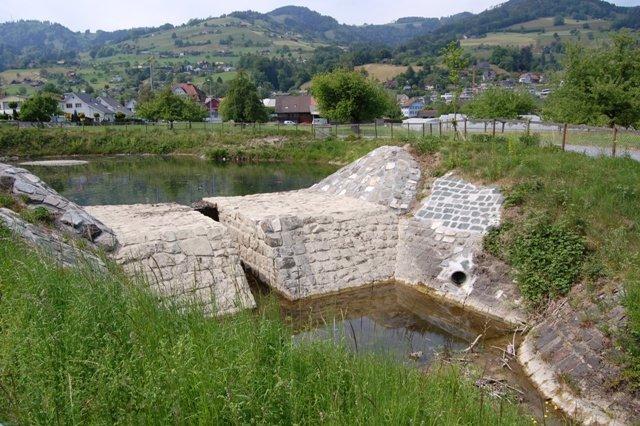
[1,0,639,31]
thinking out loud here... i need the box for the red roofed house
[172,83,207,104]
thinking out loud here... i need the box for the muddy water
[274,283,567,424]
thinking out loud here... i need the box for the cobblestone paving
[415,173,503,234]
[311,146,421,215]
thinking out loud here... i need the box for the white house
[400,98,426,118]
[60,93,115,122]
[0,95,26,116]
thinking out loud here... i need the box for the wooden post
[422,123,425,138]
[562,123,568,151]
[407,123,410,137]
[439,121,442,136]
[492,119,496,136]
[484,121,487,134]
[430,123,433,136]
[463,118,467,139]
[375,121,378,138]
[525,119,531,135]
[501,121,505,134]
[335,124,338,138]
[612,126,618,157]
[391,122,394,138]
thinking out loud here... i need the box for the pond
[21,155,339,206]
[21,155,562,423]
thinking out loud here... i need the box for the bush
[469,134,508,144]
[412,135,446,155]
[509,221,585,303]
[519,133,541,147]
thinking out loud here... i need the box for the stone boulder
[0,163,117,251]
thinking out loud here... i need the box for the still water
[23,155,559,422]
[24,155,339,206]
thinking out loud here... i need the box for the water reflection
[23,155,339,206]
[280,283,511,365]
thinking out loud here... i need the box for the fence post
[390,123,394,138]
[407,123,410,137]
[430,123,433,136]
[484,121,487,134]
[562,123,568,151]
[501,121,505,134]
[612,126,618,157]
[335,124,338,138]
[439,121,442,136]
[422,123,425,138]
[492,119,496,137]
[463,118,467,139]
[375,121,378,138]
[525,119,531,135]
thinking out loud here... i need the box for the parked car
[283,120,296,125]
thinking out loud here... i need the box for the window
[66,103,73,109]
[75,103,82,108]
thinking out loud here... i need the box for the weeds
[0,231,526,424]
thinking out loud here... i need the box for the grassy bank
[0,231,526,424]
[0,126,388,165]
[426,136,640,388]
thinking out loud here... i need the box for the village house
[60,93,115,122]
[97,95,134,118]
[204,97,221,121]
[274,95,319,124]
[0,95,26,116]
[172,83,207,104]
[400,98,426,118]
[518,72,544,85]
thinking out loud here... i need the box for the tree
[311,69,394,123]
[554,15,565,26]
[219,72,267,123]
[542,33,640,128]
[463,87,536,120]
[137,87,207,128]
[19,93,60,122]
[442,41,469,136]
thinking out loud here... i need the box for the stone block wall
[86,204,255,315]
[206,191,399,299]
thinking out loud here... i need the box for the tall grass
[0,231,526,424]
[0,126,387,164]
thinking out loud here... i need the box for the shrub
[509,221,585,303]
[412,135,446,155]
[206,147,230,162]
[469,134,508,144]
[504,180,544,207]
[519,133,541,147]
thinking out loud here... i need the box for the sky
[1,0,639,32]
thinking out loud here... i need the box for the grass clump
[19,206,54,225]
[0,230,526,424]
[0,193,16,209]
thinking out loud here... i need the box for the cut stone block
[204,191,399,299]
[86,203,255,315]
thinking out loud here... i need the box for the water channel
[23,155,565,423]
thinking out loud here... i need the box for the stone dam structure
[1,146,636,424]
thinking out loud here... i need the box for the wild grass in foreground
[0,231,526,424]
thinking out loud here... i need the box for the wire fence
[2,119,639,156]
